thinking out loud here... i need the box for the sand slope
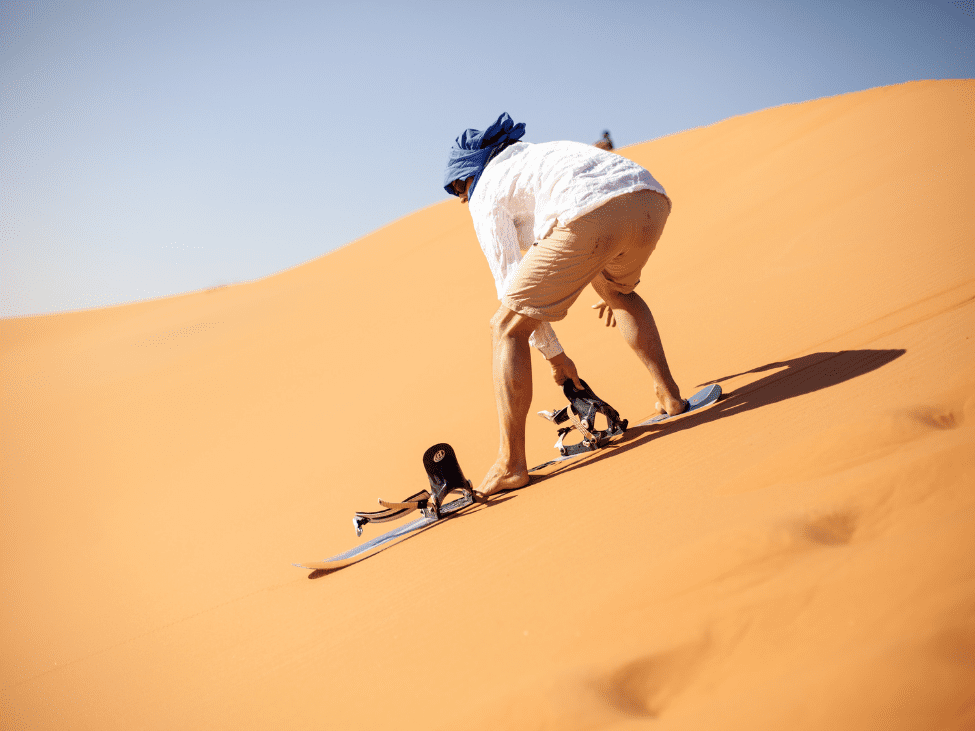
[2,79,974,730]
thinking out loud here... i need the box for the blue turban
[443,112,526,199]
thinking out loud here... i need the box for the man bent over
[443,113,685,500]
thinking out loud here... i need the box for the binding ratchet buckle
[352,443,474,537]
[538,379,628,457]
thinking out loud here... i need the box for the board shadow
[533,348,906,480]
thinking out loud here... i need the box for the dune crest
[3,80,974,730]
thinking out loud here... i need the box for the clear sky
[2,0,973,317]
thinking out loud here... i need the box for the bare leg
[592,275,685,415]
[477,306,539,500]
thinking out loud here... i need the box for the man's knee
[490,306,538,339]
[592,275,628,305]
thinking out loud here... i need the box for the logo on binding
[433,449,446,463]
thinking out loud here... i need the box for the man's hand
[592,300,616,327]
[548,352,583,389]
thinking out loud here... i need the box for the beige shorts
[502,189,671,322]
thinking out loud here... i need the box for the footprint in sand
[797,509,860,546]
[594,637,711,719]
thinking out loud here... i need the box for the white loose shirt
[467,140,668,359]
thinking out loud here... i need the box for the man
[444,113,685,500]
[593,130,614,150]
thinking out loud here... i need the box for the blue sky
[2,0,973,317]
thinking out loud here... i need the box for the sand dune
[2,79,974,730]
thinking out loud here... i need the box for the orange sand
[2,80,974,730]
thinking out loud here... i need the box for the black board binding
[538,379,628,458]
[352,442,474,537]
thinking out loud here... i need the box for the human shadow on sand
[531,348,906,482]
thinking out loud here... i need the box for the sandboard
[296,386,722,571]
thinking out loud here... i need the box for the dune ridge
[2,79,974,730]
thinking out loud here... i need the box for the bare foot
[475,459,530,501]
[653,380,685,417]
[654,396,687,416]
